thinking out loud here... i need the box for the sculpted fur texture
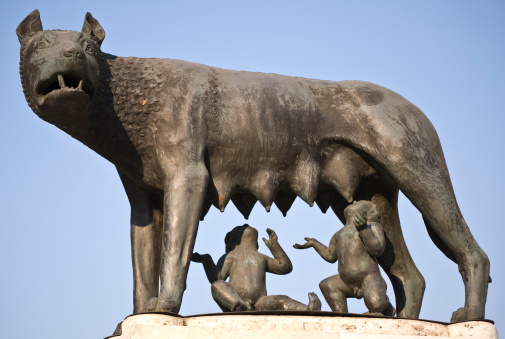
[17,10,489,322]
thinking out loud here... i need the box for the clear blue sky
[1,1,503,338]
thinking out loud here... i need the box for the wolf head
[17,10,106,129]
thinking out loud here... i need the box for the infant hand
[262,228,278,247]
[353,211,368,229]
[191,252,211,263]
[293,237,318,249]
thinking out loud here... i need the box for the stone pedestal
[107,312,497,339]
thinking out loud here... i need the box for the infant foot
[231,300,253,312]
[308,292,322,311]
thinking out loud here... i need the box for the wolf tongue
[57,74,66,88]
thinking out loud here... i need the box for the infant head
[344,200,381,223]
[225,224,258,252]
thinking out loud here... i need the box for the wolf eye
[85,44,94,53]
[37,41,46,49]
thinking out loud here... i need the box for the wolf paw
[451,307,484,323]
[142,297,180,313]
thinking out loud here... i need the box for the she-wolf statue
[16,10,489,322]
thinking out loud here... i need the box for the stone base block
[107,312,497,339]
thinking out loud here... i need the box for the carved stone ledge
[106,312,497,339]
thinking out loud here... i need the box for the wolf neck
[61,54,148,177]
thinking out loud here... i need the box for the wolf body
[17,10,489,321]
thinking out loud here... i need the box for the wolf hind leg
[382,146,490,321]
[413,191,489,321]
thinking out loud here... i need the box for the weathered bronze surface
[17,10,489,322]
[194,225,321,312]
[295,201,395,316]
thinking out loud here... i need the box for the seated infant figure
[193,224,321,312]
[294,200,395,316]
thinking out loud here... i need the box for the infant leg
[254,293,321,311]
[362,274,392,315]
[319,274,353,313]
[211,280,252,312]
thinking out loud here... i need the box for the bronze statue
[295,200,395,316]
[17,10,489,322]
[194,225,321,312]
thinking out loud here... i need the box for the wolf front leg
[145,161,209,313]
[119,171,163,314]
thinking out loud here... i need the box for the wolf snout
[62,43,84,61]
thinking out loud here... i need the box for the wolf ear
[17,10,43,45]
[82,12,105,46]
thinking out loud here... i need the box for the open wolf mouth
[36,71,94,105]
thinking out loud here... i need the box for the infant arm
[263,228,293,275]
[294,235,338,263]
[355,217,386,257]
[218,255,233,281]
[192,252,221,283]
